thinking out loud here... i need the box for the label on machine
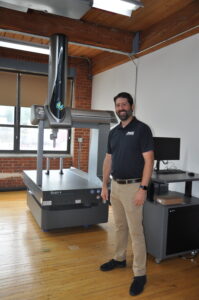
[43,201,52,206]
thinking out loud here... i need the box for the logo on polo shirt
[126,131,135,136]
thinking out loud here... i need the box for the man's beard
[116,109,133,121]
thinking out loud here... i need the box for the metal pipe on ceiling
[1,25,198,58]
[0,29,129,56]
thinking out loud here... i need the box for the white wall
[91,33,199,197]
[91,61,136,111]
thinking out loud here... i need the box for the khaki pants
[110,180,146,276]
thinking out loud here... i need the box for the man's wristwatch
[139,185,148,191]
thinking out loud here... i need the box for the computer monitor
[153,137,180,171]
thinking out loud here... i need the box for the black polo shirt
[107,117,154,179]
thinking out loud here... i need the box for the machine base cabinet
[27,190,108,231]
[24,169,109,231]
[143,199,199,263]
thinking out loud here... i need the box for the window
[0,106,15,150]
[0,70,72,154]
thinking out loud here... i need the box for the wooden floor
[0,191,199,300]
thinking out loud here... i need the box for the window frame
[0,69,72,155]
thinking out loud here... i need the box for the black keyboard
[156,169,186,175]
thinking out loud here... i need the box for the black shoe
[100,259,126,271]
[129,275,147,296]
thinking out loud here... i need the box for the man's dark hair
[113,92,134,105]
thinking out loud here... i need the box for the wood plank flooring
[0,191,199,300]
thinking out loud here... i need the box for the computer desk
[143,171,199,263]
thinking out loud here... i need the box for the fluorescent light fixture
[0,39,49,55]
[92,0,143,17]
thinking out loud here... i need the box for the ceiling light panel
[0,39,49,55]
[92,0,143,17]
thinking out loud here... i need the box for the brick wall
[0,157,73,189]
[0,52,92,190]
[70,57,92,172]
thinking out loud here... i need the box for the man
[100,92,154,296]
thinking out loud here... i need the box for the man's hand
[101,186,109,201]
[134,188,147,206]
[101,153,112,202]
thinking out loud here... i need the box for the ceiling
[0,0,199,75]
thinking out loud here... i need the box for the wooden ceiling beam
[92,1,199,74]
[92,52,130,75]
[140,0,199,51]
[0,7,134,53]
[1,2,198,75]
